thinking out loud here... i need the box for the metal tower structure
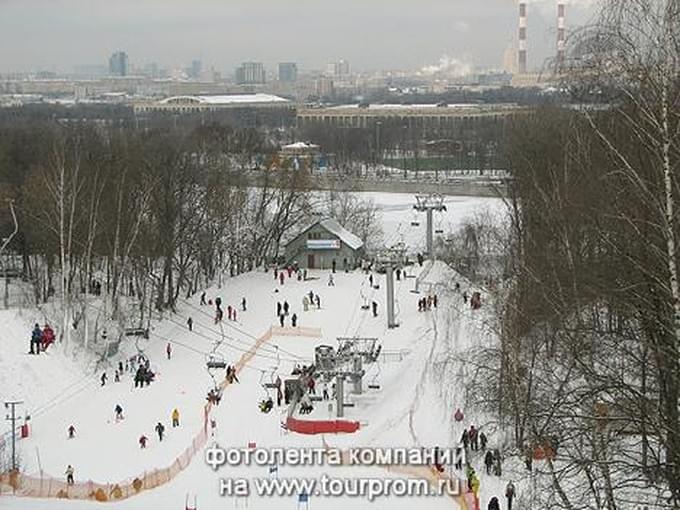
[413,194,446,260]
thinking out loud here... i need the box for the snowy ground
[0,194,513,509]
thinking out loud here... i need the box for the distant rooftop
[158,93,289,105]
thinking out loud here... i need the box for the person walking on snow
[291,313,298,327]
[65,465,74,485]
[115,404,124,421]
[139,435,148,449]
[42,323,55,351]
[279,272,285,285]
[100,372,107,386]
[279,314,285,327]
[480,431,488,450]
[484,450,495,475]
[187,317,193,331]
[155,422,165,441]
[283,301,290,315]
[68,425,76,439]
[372,301,378,317]
[200,291,206,305]
[505,481,516,510]
[315,295,321,309]
[227,305,233,321]
[277,302,282,316]
[167,343,172,360]
[328,273,335,286]
[30,323,42,355]
[172,408,180,427]
[369,274,374,287]
[242,297,247,311]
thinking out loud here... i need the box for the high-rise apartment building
[108,51,129,77]
[235,62,266,85]
[278,62,298,82]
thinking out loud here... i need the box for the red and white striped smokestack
[557,1,566,64]
[518,1,528,74]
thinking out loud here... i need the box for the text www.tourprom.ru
[219,475,461,501]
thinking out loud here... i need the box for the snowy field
[0,193,512,509]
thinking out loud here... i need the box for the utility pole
[413,193,446,260]
[5,400,23,471]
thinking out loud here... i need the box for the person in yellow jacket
[470,474,480,500]
[171,408,180,427]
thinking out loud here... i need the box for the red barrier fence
[286,416,360,435]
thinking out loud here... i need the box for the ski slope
[0,194,512,509]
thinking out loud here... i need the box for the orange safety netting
[0,325,321,502]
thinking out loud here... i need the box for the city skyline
[0,0,596,75]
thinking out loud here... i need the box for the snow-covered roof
[287,218,364,251]
[318,219,364,250]
[159,93,289,105]
[281,142,320,150]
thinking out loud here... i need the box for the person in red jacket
[42,324,55,351]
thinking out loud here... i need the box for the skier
[227,305,233,321]
[433,294,438,308]
[396,268,401,281]
[332,259,336,273]
[315,294,321,309]
[487,496,500,510]
[417,253,424,266]
[155,422,165,441]
[172,408,180,427]
[200,291,207,305]
[42,323,55,351]
[372,301,378,317]
[139,434,148,449]
[279,272,285,285]
[287,266,293,278]
[302,295,309,312]
[187,317,193,331]
[233,309,237,322]
[65,465,74,485]
[100,372,108,386]
[303,268,308,280]
[242,297,247,311]
[505,481,516,510]
[291,313,298,327]
[463,292,468,304]
[30,323,42,355]
[322,383,329,401]
[279,314,285,327]
[277,302,282,316]
[369,274,374,287]
[215,297,222,309]
[167,342,172,360]
[114,370,120,383]
[480,431,488,450]
[68,425,76,439]
[283,301,289,315]
[308,290,314,303]
[118,361,124,373]
[484,450,495,475]
[115,404,124,421]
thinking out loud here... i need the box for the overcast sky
[0,0,597,75]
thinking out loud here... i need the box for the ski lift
[206,353,227,370]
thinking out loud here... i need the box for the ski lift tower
[413,193,446,260]
[376,244,407,329]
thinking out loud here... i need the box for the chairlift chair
[206,354,227,370]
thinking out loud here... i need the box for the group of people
[29,323,56,354]
[417,294,438,312]
[200,293,246,324]
[135,408,180,449]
